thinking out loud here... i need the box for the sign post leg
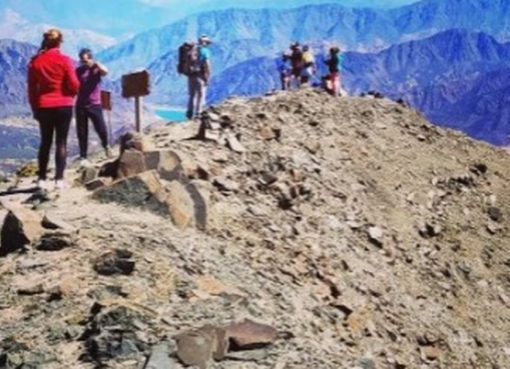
[135,96,142,133]
[107,110,113,146]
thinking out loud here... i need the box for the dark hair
[40,28,63,52]
[79,48,93,59]
[330,47,340,54]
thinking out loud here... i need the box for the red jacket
[28,48,80,109]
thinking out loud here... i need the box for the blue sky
[138,0,421,10]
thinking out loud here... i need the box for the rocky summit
[1,88,510,369]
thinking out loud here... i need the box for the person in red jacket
[28,29,80,190]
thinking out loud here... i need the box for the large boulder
[117,149,147,179]
[93,171,207,230]
[144,150,186,182]
[92,170,163,209]
[0,207,44,257]
[117,149,186,182]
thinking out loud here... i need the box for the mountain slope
[0,8,117,54]
[0,39,38,117]
[344,29,510,144]
[98,0,510,80]
[2,89,510,368]
[424,67,510,144]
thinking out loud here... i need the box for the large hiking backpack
[177,42,202,76]
[290,48,304,70]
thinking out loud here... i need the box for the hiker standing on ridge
[180,35,212,120]
[300,45,316,86]
[325,46,344,96]
[289,42,304,89]
[28,29,80,191]
[75,48,110,161]
[276,52,291,90]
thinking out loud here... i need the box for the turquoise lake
[155,109,187,123]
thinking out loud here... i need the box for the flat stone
[35,231,75,251]
[225,132,246,153]
[144,343,176,369]
[157,180,197,229]
[259,126,276,140]
[225,319,278,349]
[213,177,240,192]
[368,226,383,246]
[42,213,75,232]
[93,249,135,276]
[257,172,278,186]
[175,326,218,369]
[194,276,244,298]
[117,149,147,179]
[421,346,441,361]
[144,150,185,182]
[17,283,45,296]
[80,166,99,185]
[488,207,503,222]
[85,178,111,191]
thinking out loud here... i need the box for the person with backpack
[28,29,80,191]
[324,46,344,96]
[301,45,316,86]
[276,52,291,90]
[178,35,212,120]
[75,48,110,161]
[289,42,304,89]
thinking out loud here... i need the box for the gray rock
[213,177,240,192]
[144,343,176,369]
[42,213,75,232]
[35,231,75,251]
[368,226,383,247]
[488,207,503,222]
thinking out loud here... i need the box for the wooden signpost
[121,70,150,133]
[100,90,112,145]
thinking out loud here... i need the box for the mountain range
[0,9,117,55]
[1,0,510,151]
[0,0,420,38]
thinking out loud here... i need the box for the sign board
[121,70,150,98]
[100,90,112,111]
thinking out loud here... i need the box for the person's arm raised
[93,61,109,76]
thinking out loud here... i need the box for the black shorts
[291,67,303,78]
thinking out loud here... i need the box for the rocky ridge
[1,88,510,368]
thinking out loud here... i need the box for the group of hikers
[276,42,344,96]
[28,29,109,191]
[27,28,343,191]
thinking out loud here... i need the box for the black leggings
[37,107,72,180]
[76,105,109,158]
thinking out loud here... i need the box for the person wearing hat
[301,45,316,86]
[324,46,344,96]
[276,52,291,90]
[186,35,212,119]
[289,42,304,89]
